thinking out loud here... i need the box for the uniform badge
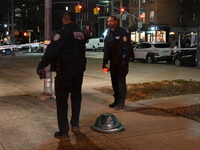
[53,34,61,41]
[123,36,128,42]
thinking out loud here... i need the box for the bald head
[62,11,76,24]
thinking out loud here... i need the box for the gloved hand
[37,69,46,79]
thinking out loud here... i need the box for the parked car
[0,48,12,56]
[133,42,174,63]
[85,38,104,51]
[33,40,44,52]
[173,49,197,66]
[131,41,138,48]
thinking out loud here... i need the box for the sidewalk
[0,55,200,150]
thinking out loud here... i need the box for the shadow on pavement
[33,131,104,150]
[124,106,176,118]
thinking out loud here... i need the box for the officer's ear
[116,20,119,25]
[62,18,67,24]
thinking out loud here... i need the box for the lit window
[142,0,146,3]
[150,10,154,22]
[141,12,145,23]
[191,13,195,21]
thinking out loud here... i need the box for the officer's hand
[102,67,109,73]
[102,63,106,69]
[37,69,46,79]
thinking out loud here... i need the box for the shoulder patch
[73,32,85,40]
[53,34,61,41]
[123,36,128,42]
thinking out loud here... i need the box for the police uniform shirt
[103,26,131,65]
[37,23,86,72]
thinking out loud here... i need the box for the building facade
[2,0,199,45]
[79,0,200,46]
[128,0,200,46]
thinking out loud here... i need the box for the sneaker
[54,132,70,140]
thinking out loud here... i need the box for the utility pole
[11,0,16,56]
[41,0,54,100]
[37,0,80,100]
[7,10,10,34]
[138,0,142,44]
[197,26,200,68]
[111,0,114,16]
[11,0,14,44]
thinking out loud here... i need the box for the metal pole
[111,0,114,16]
[7,10,10,33]
[29,32,31,43]
[197,26,200,68]
[11,0,15,56]
[11,0,14,44]
[44,0,53,97]
[138,0,141,44]
[80,19,82,30]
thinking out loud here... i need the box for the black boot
[109,101,118,107]
[54,132,70,140]
[114,103,125,110]
[114,99,125,110]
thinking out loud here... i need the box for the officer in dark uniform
[36,11,87,140]
[102,16,133,110]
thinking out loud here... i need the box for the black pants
[55,70,84,134]
[110,65,128,105]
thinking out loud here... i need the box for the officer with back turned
[102,16,133,110]
[36,11,87,140]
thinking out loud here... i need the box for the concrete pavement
[0,53,200,150]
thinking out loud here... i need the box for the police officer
[36,11,87,140]
[102,16,132,110]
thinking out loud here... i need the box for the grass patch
[95,79,200,101]
[165,104,200,122]
[94,79,200,122]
